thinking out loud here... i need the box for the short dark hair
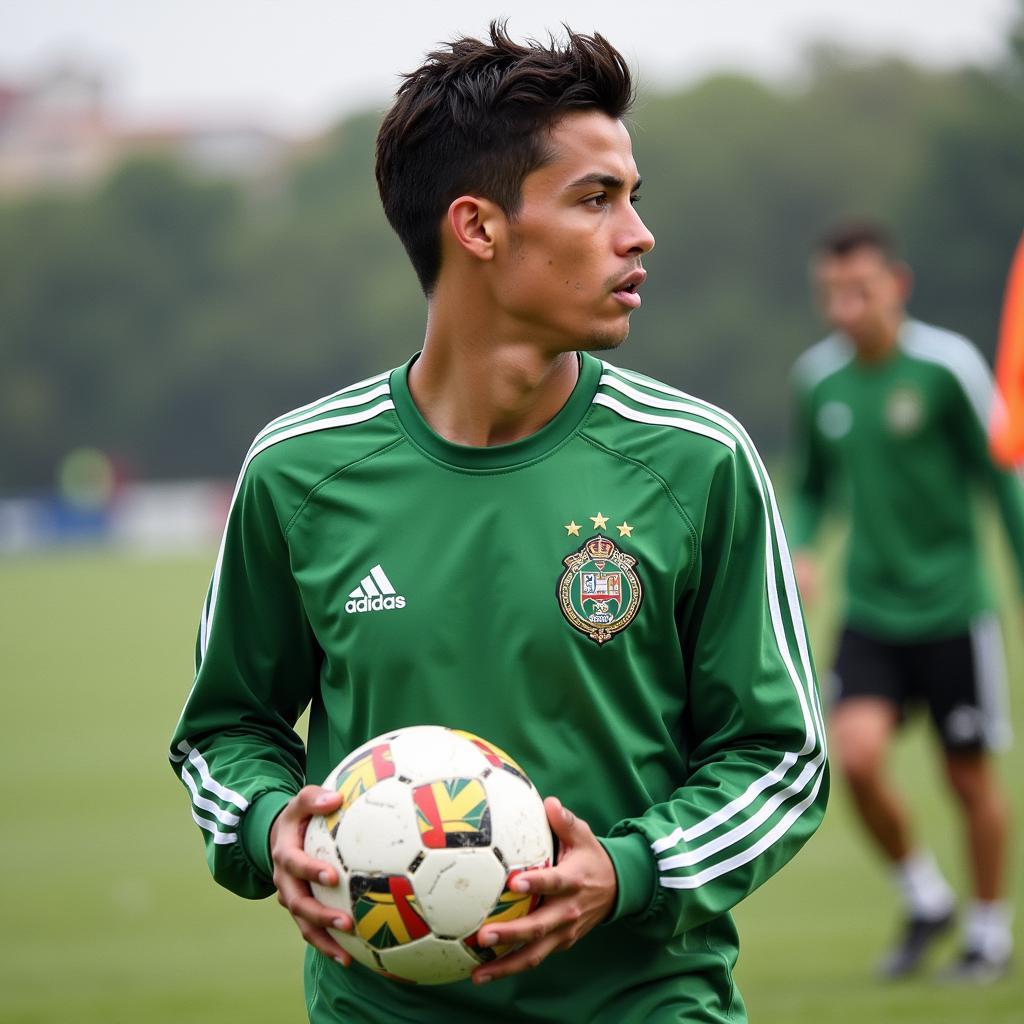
[375,21,634,294]
[815,219,900,262]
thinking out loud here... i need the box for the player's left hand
[470,796,616,984]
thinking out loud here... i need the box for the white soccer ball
[304,725,554,984]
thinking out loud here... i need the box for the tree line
[1,32,1022,492]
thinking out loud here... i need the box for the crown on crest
[585,535,615,561]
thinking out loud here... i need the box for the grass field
[1,543,1021,1023]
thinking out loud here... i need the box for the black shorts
[831,616,1012,753]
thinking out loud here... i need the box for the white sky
[0,1,1018,134]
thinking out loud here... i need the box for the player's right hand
[270,785,353,966]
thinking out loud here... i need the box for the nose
[621,205,655,256]
[826,293,863,330]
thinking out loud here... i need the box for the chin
[578,324,631,353]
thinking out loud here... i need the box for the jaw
[577,318,633,353]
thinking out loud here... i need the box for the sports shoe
[940,948,1011,984]
[877,910,955,979]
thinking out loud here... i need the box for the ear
[447,195,503,263]
[894,260,914,303]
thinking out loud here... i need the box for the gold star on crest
[590,512,609,531]
[617,521,634,537]
[564,520,581,536]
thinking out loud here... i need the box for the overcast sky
[0,1,1018,134]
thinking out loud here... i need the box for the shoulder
[899,319,991,376]
[899,319,993,420]
[240,368,400,491]
[791,333,854,394]
[590,360,743,453]
[586,360,767,493]
[586,362,783,541]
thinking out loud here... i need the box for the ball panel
[348,874,431,949]
[320,740,397,835]
[412,848,506,938]
[336,777,421,874]
[305,815,349,914]
[334,929,384,974]
[378,935,480,985]
[303,811,336,865]
[466,867,545,961]
[452,729,530,783]
[484,768,553,866]
[412,778,492,849]
[390,726,488,781]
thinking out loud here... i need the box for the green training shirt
[789,318,1024,639]
[170,352,827,1024]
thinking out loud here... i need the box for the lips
[612,268,646,308]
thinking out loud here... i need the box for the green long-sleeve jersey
[789,318,1024,639]
[169,352,827,1024]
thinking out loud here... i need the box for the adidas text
[345,595,406,614]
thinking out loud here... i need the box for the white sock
[893,850,956,920]
[964,900,1013,961]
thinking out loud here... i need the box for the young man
[170,25,827,1022]
[790,221,1024,982]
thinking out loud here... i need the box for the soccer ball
[304,725,554,984]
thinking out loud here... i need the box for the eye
[630,192,642,205]
[583,192,609,208]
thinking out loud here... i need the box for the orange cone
[991,231,1024,468]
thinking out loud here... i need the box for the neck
[409,285,581,448]
[852,317,902,364]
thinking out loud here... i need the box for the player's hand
[470,796,616,984]
[793,551,819,605]
[270,786,354,966]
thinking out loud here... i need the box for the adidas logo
[345,564,406,613]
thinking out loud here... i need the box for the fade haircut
[375,21,634,294]
[816,219,900,263]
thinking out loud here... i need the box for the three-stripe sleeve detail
[171,740,249,846]
[596,363,826,891]
[171,372,398,852]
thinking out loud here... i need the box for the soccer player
[169,24,827,1022]
[789,221,1024,982]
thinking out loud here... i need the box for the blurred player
[170,23,827,1022]
[789,220,1024,982]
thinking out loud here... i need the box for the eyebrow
[566,173,642,192]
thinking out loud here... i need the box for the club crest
[557,534,643,645]
[885,386,924,436]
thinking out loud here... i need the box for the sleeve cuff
[240,790,294,882]
[597,831,657,922]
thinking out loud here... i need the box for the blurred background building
[0,61,290,194]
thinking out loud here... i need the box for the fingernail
[480,931,498,947]
[318,871,332,885]
[334,956,348,967]
[476,974,492,985]
[332,918,347,931]
[511,877,530,892]
[315,794,333,807]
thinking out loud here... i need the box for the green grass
[0,542,1020,1022]
[0,551,300,1024]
